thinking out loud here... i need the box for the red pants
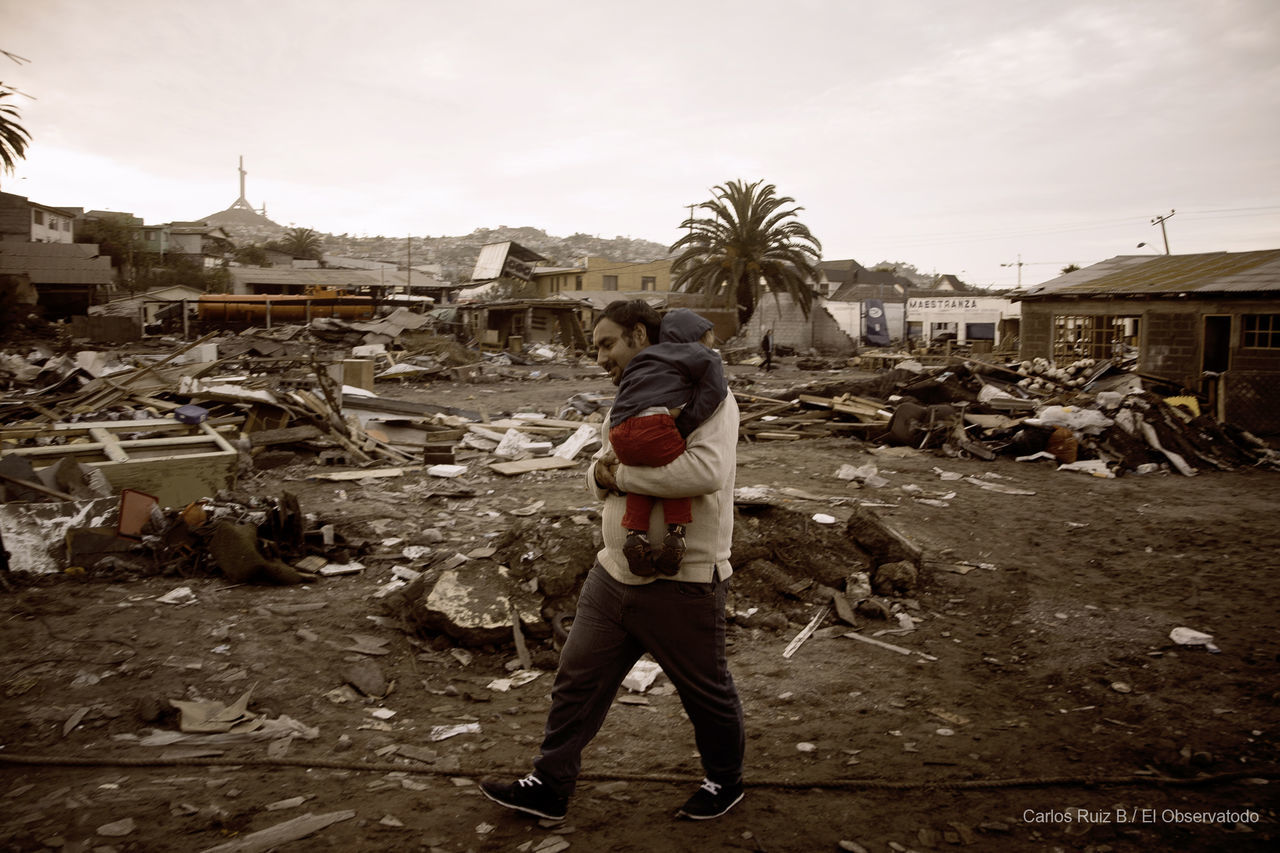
[609,412,692,530]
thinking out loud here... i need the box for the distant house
[229,266,419,296]
[530,256,674,298]
[92,217,232,268]
[0,193,116,317]
[164,222,234,266]
[0,192,77,244]
[91,284,206,327]
[541,290,738,346]
[453,298,590,351]
[817,259,916,296]
[1017,249,1280,434]
[825,280,909,345]
[0,240,116,318]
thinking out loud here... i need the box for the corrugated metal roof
[471,242,547,281]
[1020,249,1280,299]
[228,266,453,293]
[0,241,115,285]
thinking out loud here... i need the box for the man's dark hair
[596,299,661,346]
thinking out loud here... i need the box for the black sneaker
[653,524,686,576]
[479,773,568,820]
[623,531,656,577]
[676,777,743,820]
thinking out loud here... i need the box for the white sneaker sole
[480,785,566,821]
[678,790,743,820]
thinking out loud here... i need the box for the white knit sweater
[587,395,738,584]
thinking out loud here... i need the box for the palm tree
[276,227,325,261]
[0,84,32,180]
[669,179,822,326]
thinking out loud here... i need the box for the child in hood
[608,308,728,576]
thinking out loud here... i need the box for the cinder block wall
[1144,311,1199,380]
[1018,305,1054,359]
[812,306,857,354]
[739,294,813,351]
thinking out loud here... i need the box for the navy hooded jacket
[608,309,729,438]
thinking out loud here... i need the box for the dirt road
[2,360,1277,852]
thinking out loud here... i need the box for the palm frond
[0,87,32,174]
[668,179,822,325]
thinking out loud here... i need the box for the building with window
[0,192,77,243]
[1016,249,1280,434]
[530,256,673,297]
[0,193,114,317]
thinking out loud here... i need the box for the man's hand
[595,451,620,492]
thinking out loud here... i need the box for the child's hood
[659,309,713,344]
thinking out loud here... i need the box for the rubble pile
[3,326,1278,651]
[739,357,1280,476]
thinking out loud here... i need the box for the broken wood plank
[961,476,1036,495]
[797,393,835,409]
[87,428,130,463]
[118,331,219,388]
[509,601,533,671]
[488,457,577,476]
[198,809,356,853]
[492,416,589,430]
[842,630,938,661]
[7,421,240,508]
[831,401,889,420]
[783,606,830,658]
[247,425,324,447]
[484,421,573,437]
[733,391,795,406]
[737,400,799,426]
[309,467,417,481]
[0,471,76,501]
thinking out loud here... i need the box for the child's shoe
[623,531,656,577]
[653,524,686,576]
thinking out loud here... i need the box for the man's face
[593,318,648,385]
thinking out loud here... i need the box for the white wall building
[905,295,1018,345]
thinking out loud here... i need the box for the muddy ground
[2,356,1278,853]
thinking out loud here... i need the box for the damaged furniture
[2,417,240,508]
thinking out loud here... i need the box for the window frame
[1242,313,1280,350]
[1052,313,1141,361]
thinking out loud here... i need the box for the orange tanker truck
[196,291,379,325]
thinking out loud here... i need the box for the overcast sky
[4,0,1279,287]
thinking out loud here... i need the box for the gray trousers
[533,562,745,796]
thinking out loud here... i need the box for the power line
[853,204,1280,250]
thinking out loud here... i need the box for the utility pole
[1150,209,1175,254]
[1000,254,1025,288]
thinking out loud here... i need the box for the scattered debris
[1170,626,1221,653]
[783,606,830,658]
[198,809,356,853]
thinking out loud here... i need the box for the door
[1201,315,1231,418]
[1202,315,1230,373]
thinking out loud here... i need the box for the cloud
[5,0,1279,286]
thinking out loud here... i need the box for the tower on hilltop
[199,155,280,236]
[227,155,266,216]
